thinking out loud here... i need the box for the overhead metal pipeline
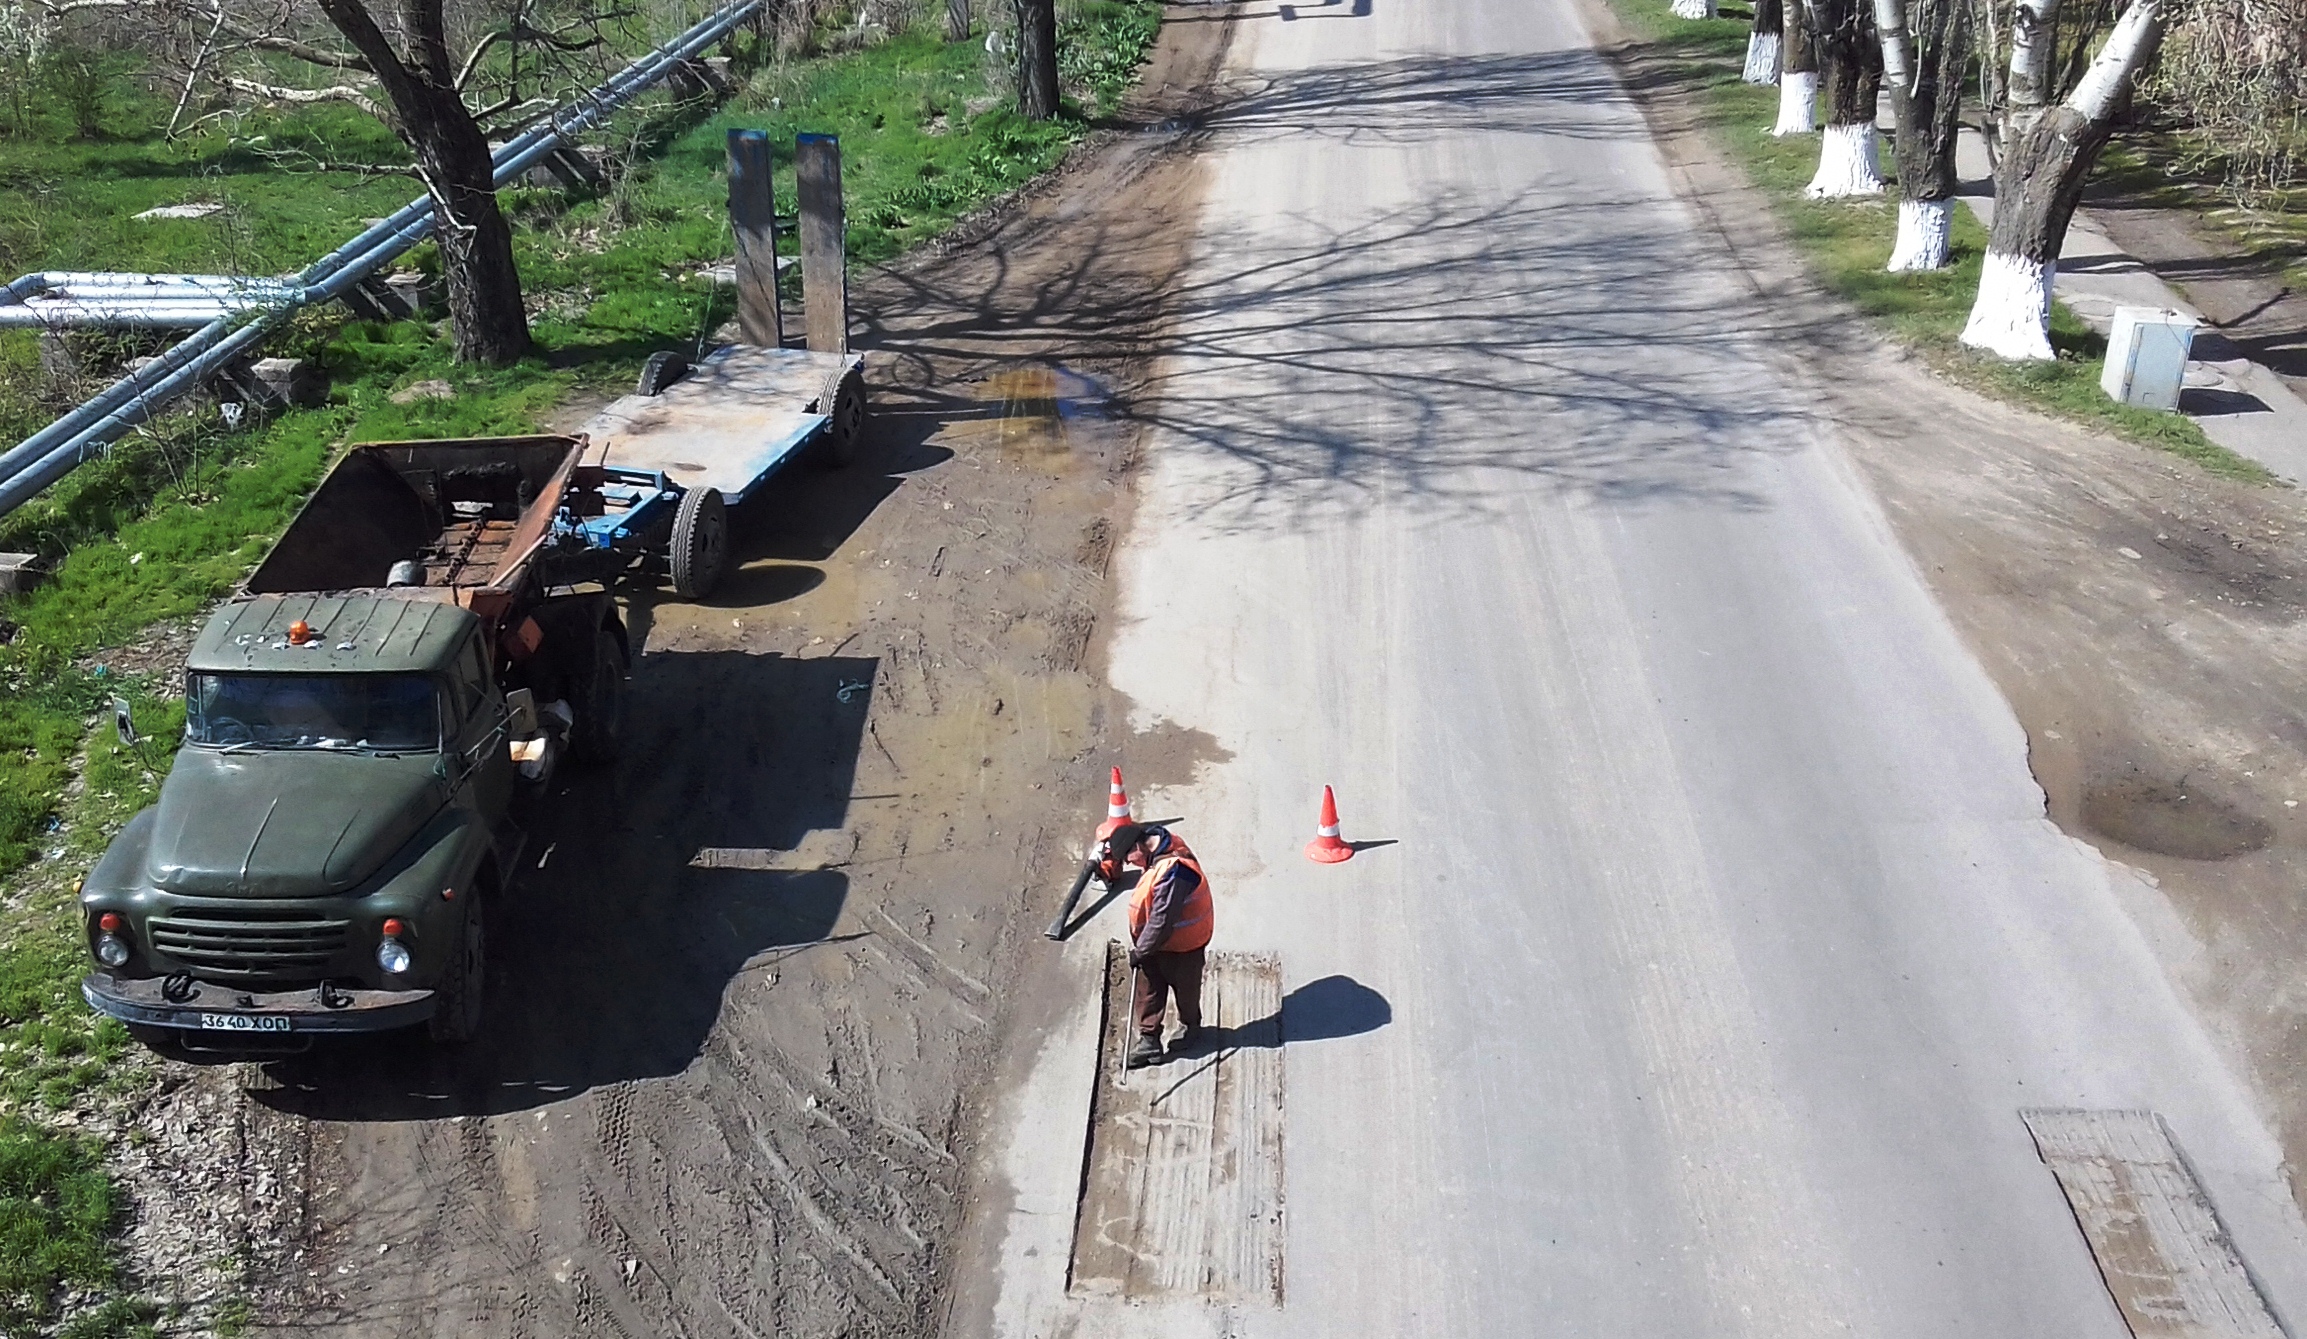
[0,0,761,517]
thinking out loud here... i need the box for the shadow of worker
[1203,973,1390,1053]
[1280,974,1391,1042]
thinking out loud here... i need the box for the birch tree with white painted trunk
[1877,0,1972,268]
[1805,0,1884,195]
[1746,0,1784,83]
[1960,0,2166,358]
[1774,0,1820,134]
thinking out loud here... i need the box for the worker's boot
[1126,1032,1165,1069]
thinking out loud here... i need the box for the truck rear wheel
[567,630,626,764]
[426,898,484,1045]
[670,486,727,600]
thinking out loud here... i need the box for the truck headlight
[93,911,130,967]
[377,917,411,975]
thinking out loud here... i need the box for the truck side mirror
[112,696,139,747]
[504,688,541,737]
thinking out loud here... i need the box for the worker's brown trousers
[1134,948,1205,1037]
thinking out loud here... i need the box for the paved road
[966,0,2307,1332]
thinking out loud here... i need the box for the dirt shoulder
[1583,0,2307,1206]
[157,13,1246,1338]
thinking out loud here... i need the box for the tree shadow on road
[860,50,1843,537]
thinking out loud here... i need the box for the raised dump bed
[243,435,583,599]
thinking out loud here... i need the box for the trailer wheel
[670,486,727,600]
[814,367,866,469]
[426,898,484,1045]
[567,630,626,764]
[637,351,690,397]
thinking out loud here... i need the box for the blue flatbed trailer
[558,344,866,598]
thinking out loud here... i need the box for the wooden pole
[795,133,848,355]
[727,128,784,348]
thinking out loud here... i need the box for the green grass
[0,1117,119,1334]
[1602,0,2271,484]
[0,2,1163,1325]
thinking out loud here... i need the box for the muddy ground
[1588,0,2307,1208]
[85,10,1239,1336]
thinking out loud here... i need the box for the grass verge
[0,2,1161,1326]
[1599,0,2271,485]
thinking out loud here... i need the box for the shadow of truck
[255,651,876,1119]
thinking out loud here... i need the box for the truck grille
[148,910,351,982]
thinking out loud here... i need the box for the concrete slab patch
[2022,1109,2285,1338]
[1070,942,1283,1304]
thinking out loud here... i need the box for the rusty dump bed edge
[243,435,584,599]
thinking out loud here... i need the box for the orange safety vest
[1129,847,1213,953]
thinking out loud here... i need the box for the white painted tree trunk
[1671,0,1716,17]
[1885,198,1953,270]
[1963,0,2166,359]
[1959,251,2056,359]
[1772,70,1818,135]
[1804,123,1885,196]
[1743,30,1781,81]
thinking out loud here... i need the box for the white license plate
[199,1012,290,1032]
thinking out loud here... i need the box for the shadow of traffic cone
[1096,766,1135,841]
[1305,785,1354,863]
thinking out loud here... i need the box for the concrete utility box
[0,553,48,596]
[2102,307,2196,412]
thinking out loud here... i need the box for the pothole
[2081,773,2271,861]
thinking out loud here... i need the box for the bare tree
[944,0,966,41]
[1961,0,2167,358]
[1876,0,1972,268]
[41,0,639,364]
[1013,0,1053,117]
[2144,0,2306,210]
[312,0,531,363]
[1774,0,1820,134]
[1746,0,1785,84]
[1805,0,1884,195]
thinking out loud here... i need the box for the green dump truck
[80,435,628,1051]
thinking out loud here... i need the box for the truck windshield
[185,673,441,752]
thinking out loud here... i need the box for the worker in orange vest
[1115,824,1213,1069]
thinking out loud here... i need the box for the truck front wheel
[427,899,484,1045]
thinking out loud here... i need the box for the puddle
[963,364,1111,464]
[2081,773,2271,861]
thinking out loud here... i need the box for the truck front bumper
[83,973,435,1035]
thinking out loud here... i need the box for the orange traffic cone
[1095,766,1135,841]
[1305,785,1353,863]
